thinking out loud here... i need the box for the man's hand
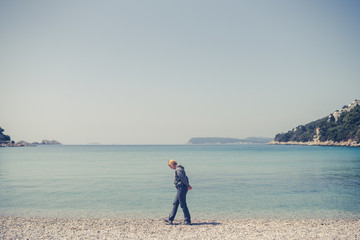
[188,185,192,190]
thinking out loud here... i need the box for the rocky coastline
[269,140,360,147]
[1,140,35,147]
[0,139,62,147]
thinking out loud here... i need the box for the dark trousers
[168,185,191,223]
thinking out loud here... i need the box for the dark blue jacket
[174,165,190,188]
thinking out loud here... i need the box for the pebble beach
[1,217,359,240]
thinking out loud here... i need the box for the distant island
[0,127,61,147]
[271,99,360,147]
[33,140,62,145]
[187,137,273,144]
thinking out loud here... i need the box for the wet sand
[1,217,359,239]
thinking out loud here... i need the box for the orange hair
[168,159,177,167]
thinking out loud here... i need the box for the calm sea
[0,145,359,219]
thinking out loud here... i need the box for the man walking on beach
[165,159,192,225]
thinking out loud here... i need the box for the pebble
[1,217,359,239]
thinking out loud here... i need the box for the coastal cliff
[272,99,360,147]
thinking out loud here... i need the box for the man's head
[168,159,177,169]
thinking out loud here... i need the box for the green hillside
[274,103,360,143]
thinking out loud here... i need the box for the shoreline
[269,140,360,147]
[1,217,359,239]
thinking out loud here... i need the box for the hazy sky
[1,1,360,144]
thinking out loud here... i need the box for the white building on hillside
[332,99,360,122]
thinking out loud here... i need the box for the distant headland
[187,137,273,144]
[0,127,61,147]
[271,99,360,147]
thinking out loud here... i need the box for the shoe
[163,218,173,225]
[184,221,191,225]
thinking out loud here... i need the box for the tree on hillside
[0,127,11,143]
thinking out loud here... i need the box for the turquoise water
[0,145,359,219]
